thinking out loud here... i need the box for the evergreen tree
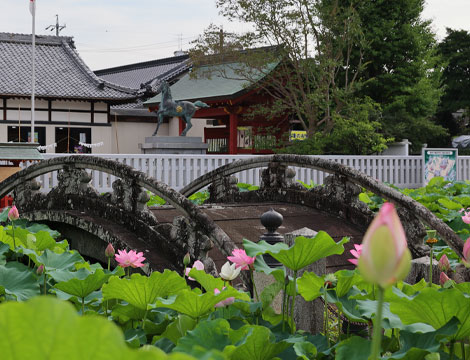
[351,0,446,150]
[436,29,470,139]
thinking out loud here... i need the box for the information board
[423,148,458,185]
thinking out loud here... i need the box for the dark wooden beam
[2,98,6,121]
[48,100,52,122]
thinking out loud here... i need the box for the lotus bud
[358,202,412,288]
[183,252,191,267]
[37,264,44,275]
[8,206,19,221]
[439,272,451,287]
[462,238,470,268]
[438,254,450,272]
[105,243,115,258]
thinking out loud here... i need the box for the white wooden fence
[22,154,470,193]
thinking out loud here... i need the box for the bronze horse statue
[152,81,209,137]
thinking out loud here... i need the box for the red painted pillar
[229,113,238,154]
[179,118,185,135]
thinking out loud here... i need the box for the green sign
[423,148,458,185]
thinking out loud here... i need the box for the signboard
[290,130,307,141]
[423,148,458,185]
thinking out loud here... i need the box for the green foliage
[188,190,209,205]
[0,262,40,301]
[436,29,470,139]
[0,297,170,360]
[351,0,446,151]
[244,233,348,271]
[1,212,470,359]
[390,288,470,341]
[360,177,470,246]
[277,98,394,155]
[237,183,259,192]
[102,271,189,310]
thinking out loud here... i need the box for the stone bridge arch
[0,155,233,273]
[181,154,464,258]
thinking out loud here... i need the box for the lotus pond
[0,177,470,359]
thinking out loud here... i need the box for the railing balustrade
[18,153,470,193]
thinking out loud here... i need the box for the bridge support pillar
[285,227,325,335]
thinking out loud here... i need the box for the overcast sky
[0,0,468,71]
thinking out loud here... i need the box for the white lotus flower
[220,261,241,281]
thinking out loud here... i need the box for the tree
[191,0,369,137]
[348,0,447,150]
[435,29,470,138]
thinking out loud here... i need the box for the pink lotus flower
[214,287,235,308]
[8,206,19,221]
[438,254,450,272]
[462,238,470,268]
[115,249,146,268]
[348,244,362,265]
[439,272,451,286]
[462,212,470,224]
[185,260,204,281]
[358,202,412,288]
[227,249,255,270]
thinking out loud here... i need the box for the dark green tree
[435,29,470,139]
[349,0,446,150]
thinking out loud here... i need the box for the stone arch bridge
[0,155,464,275]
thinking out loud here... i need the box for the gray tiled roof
[95,55,190,91]
[0,33,137,101]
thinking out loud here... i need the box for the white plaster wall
[52,100,90,111]
[0,124,7,142]
[94,113,108,124]
[168,117,179,136]
[7,98,48,109]
[168,117,207,138]
[110,122,168,154]
[92,127,113,154]
[187,118,207,139]
[51,111,91,123]
[6,109,48,122]
[95,102,107,111]
[45,126,55,152]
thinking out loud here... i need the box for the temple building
[0,33,137,153]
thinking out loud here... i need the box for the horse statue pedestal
[139,136,208,154]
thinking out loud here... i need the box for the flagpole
[31,0,36,143]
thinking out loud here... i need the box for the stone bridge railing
[181,154,464,258]
[1,154,465,265]
[0,155,234,273]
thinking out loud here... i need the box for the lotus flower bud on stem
[438,254,450,273]
[183,252,191,267]
[357,202,412,360]
[358,202,411,288]
[8,205,19,221]
[439,272,451,287]
[105,243,115,258]
[37,264,44,276]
